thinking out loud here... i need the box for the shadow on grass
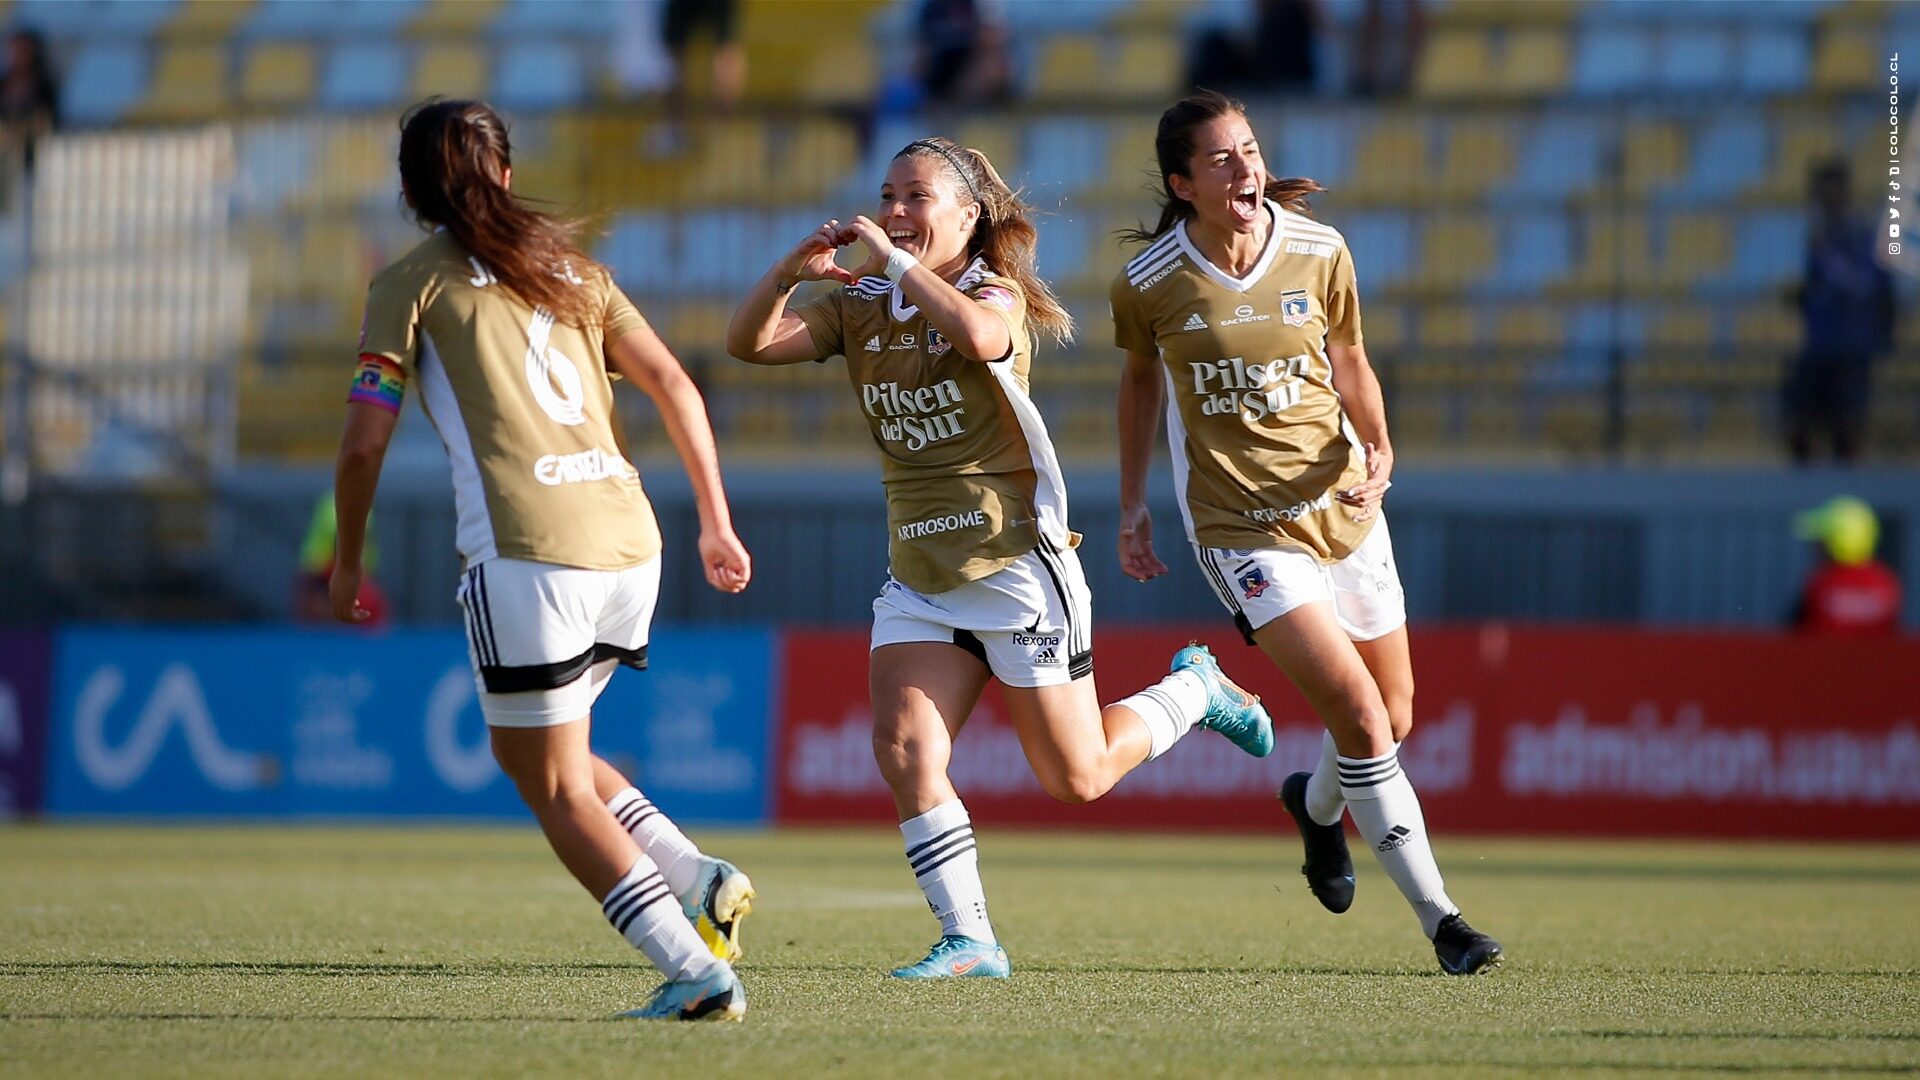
[0,1011,627,1024]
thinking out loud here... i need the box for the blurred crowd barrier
[5,622,1914,839]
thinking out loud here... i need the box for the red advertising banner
[775,626,1920,839]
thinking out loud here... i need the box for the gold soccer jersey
[357,232,662,571]
[794,256,1072,594]
[1111,203,1373,562]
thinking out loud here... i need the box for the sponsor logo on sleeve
[973,286,1017,311]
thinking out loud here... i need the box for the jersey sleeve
[966,275,1028,361]
[1325,245,1364,347]
[357,265,426,373]
[602,276,650,346]
[1109,271,1155,354]
[791,288,845,360]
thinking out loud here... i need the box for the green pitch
[2,826,1916,1078]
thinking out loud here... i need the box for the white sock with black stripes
[601,855,722,981]
[900,799,994,943]
[1305,732,1346,826]
[1337,748,1459,938]
[1113,668,1210,760]
[606,787,703,901]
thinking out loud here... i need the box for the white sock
[900,799,994,943]
[607,787,704,901]
[600,855,722,981]
[1338,748,1459,938]
[1305,732,1345,826]
[1113,668,1209,760]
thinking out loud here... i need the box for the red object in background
[293,571,391,628]
[1798,560,1902,635]
[775,626,1920,840]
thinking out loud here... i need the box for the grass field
[2,825,1917,1079]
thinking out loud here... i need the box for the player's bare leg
[1002,677,1152,804]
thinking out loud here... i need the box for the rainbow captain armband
[348,354,406,413]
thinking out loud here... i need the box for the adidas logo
[1376,824,1413,852]
[864,334,883,352]
[1034,646,1058,664]
[1181,313,1208,332]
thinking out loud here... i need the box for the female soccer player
[726,137,1274,980]
[1110,92,1503,975]
[331,99,755,1019]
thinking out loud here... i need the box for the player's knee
[1037,764,1109,805]
[1328,698,1395,757]
[871,726,933,780]
[1386,690,1414,743]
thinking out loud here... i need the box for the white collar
[1174,201,1283,294]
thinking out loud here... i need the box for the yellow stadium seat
[134,43,232,123]
[1499,28,1569,96]
[413,43,487,101]
[1555,214,1653,294]
[1658,216,1730,289]
[410,0,505,36]
[1364,305,1407,351]
[163,0,257,38]
[240,43,316,111]
[1344,119,1428,203]
[665,301,735,353]
[1541,399,1607,454]
[1648,305,1715,349]
[1812,29,1879,92]
[308,123,395,211]
[1730,303,1799,350]
[1494,304,1565,349]
[1110,0,1189,31]
[1622,122,1686,197]
[1415,30,1493,99]
[1108,34,1179,102]
[1419,305,1479,350]
[953,119,1021,180]
[1415,217,1496,292]
[1446,0,1584,23]
[678,119,770,205]
[1097,121,1158,200]
[1755,122,1840,201]
[1033,36,1102,103]
[1435,126,1514,199]
[769,119,859,202]
[801,45,876,107]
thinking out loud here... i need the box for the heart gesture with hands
[780,217,897,288]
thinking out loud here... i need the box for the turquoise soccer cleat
[683,857,755,963]
[1172,642,1274,757]
[622,963,746,1022]
[889,935,1011,980]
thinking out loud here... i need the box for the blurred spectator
[917,0,1011,108]
[1790,496,1901,636]
[1349,0,1425,98]
[1783,159,1896,465]
[0,27,58,186]
[295,492,388,627]
[1187,0,1321,97]
[616,0,744,155]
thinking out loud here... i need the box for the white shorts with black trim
[870,537,1093,689]
[1194,515,1406,645]
[457,555,660,728]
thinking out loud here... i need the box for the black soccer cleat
[1432,913,1503,976]
[1278,771,1356,914]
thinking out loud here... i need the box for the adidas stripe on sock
[1113,668,1208,760]
[601,856,721,981]
[1337,747,1459,938]
[607,787,702,901]
[900,799,995,943]
[1305,731,1345,826]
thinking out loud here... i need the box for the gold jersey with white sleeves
[794,256,1075,594]
[358,231,662,571]
[1111,201,1373,563]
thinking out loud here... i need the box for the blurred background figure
[617,0,745,155]
[917,0,1012,109]
[294,491,387,628]
[0,26,58,202]
[1186,0,1323,98]
[1791,496,1901,636]
[1783,159,1897,466]
[1349,0,1425,98]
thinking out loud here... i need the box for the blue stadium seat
[1727,212,1804,288]
[1483,214,1572,295]
[63,42,149,126]
[334,0,426,36]
[1572,29,1652,96]
[678,210,763,295]
[246,0,349,38]
[1737,28,1810,94]
[1019,119,1107,199]
[1273,113,1354,188]
[236,124,318,217]
[490,0,618,38]
[1340,212,1415,288]
[1657,29,1733,92]
[13,0,126,34]
[1504,121,1604,198]
[1672,117,1767,203]
[1033,211,1094,284]
[493,40,588,113]
[1001,0,1130,33]
[320,43,409,111]
[597,212,674,296]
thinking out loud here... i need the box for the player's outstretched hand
[784,221,856,286]
[329,562,372,623]
[1335,441,1393,523]
[699,527,752,594]
[834,216,896,282]
[1118,502,1168,583]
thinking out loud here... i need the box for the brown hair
[893,137,1075,347]
[397,98,598,327]
[1120,90,1325,246]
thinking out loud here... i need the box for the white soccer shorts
[1194,514,1406,644]
[456,555,661,727]
[870,536,1093,689]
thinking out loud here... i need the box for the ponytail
[893,138,1075,347]
[397,98,599,328]
[1119,90,1325,246]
